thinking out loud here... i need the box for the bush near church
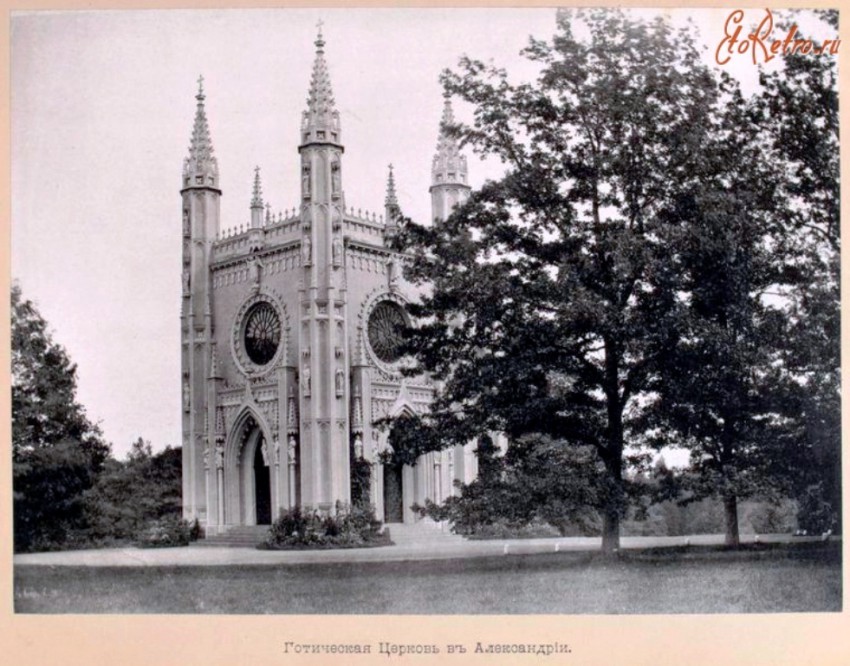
[415,435,603,538]
[262,502,390,550]
[135,516,199,548]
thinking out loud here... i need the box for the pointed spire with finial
[183,75,219,187]
[250,166,264,228]
[251,166,263,208]
[385,164,398,209]
[385,163,401,233]
[431,92,468,188]
[301,20,341,146]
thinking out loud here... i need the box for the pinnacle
[251,166,263,208]
[184,75,219,183]
[432,95,468,188]
[436,96,458,157]
[385,163,398,208]
[302,23,341,144]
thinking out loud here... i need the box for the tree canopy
[392,8,840,550]
[12,284,111,551]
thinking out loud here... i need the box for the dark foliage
[83,439,184,543]
[12,284,111,552]
[417,435,602,536]
[393,9,839,551]
[393,9,727,552]
[263,502,388,550]
[350,455,373,509]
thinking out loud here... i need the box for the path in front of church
[13,533,823,568]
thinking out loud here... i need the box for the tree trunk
[723,493,740,547]
[599,443,623,554]
[601,336,625,555]
[601,499,621,554]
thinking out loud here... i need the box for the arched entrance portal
[225,412,275,527]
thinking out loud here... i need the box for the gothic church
[180,27,478,533]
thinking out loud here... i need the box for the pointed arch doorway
[382,403,417,524]
[226,412,274,526]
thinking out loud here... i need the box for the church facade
[180,28,478,533]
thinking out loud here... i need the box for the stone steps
[194,525,272,548]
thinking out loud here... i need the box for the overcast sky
[11,8,807,458]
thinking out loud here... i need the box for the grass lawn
[14,542,841,614]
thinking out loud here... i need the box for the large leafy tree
[12,283,110,551]
[756,10,840,532]
[395,9,724,552]
[628,11,839,545]
[645,73,800,546]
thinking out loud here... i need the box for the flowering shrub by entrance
[261,502,390,549]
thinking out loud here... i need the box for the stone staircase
[192,520,466,549]
[193,525,272,548]
[383,519,466,547]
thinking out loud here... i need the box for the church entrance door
[253,439,272,525]
[383,463,404,523]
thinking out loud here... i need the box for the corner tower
[430,94,471,222]
[181,76,221,522]
[298,24,351,510]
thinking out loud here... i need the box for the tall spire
[301,21,342,146]
[385,163,400,231]
[250,166,264,229]
[431,93,467,188]
[385,164,398,208]
[251,166,263,208]
[183,75,219,187]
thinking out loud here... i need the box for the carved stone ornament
[287,435,297,465]
[387,258,398,290]
[214,443,224,470]
[331,160,341,196]
[250,256,263,292]
[182,376,190,412]
[302,236,312,266]
[335,367,345,397]
[353,433,363,460]
[301,366,311,396]
[302,166,311,199]
[332,235,343,267]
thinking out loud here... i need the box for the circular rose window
[367,301,407,363]
[243,302,281,366]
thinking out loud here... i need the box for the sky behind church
[11,8,790,458]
